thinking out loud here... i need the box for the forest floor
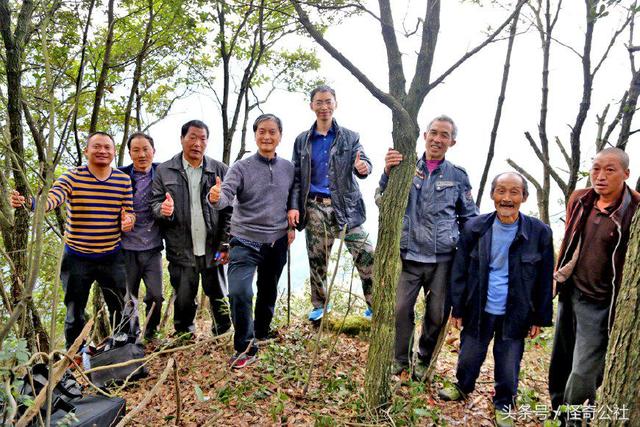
[111,302,554,427]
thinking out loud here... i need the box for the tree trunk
[0,0,49,352]
[616,67,640,150]
[364,114,418,408]
[118,0,153,166]
[598,209,640,424]
[476,5,521,207]
[89,0,115,133]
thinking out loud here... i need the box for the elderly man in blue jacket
[438,172,554,427]
[381,115,478,380]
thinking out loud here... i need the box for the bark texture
[598,209,640,424]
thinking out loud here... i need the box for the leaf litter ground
[114,316,552,426]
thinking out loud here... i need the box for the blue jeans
[228,235,288,354]
[456,313,525,411]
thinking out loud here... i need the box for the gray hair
[491,172,529,198]
[427,115,458,140]
[596,147,629,170]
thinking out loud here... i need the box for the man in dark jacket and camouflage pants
[151,120,232,338]
[289,85,375,321]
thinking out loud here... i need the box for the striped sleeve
[38,171,74,212]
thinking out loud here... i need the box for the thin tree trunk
[476,5,521,207]
[89,0,115,133]
[364,114,419,407]
[0,0,49,352]
[616,68,640,150]
[117,0,154,166]
[72,0,95,166]
[598,209,640,424]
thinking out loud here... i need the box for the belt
[309,194,331,205]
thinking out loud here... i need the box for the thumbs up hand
[354,151,369,175]
[120,207,136,232]
[209,176,222,204]
[161,192,174,217]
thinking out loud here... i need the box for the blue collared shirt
[309,126,335,196]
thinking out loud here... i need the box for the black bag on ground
[16,363,126,427]
[89,342,147,389]
[48,395,126,427]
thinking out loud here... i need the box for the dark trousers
[456,313,525,411]
[394,259,452,365]
[123,248,164,338]
[60,250,127,348]
[548,286,610,410]
[167,256,230,335]
[228,236,288,354]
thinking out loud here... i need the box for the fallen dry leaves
[113,319,552,426]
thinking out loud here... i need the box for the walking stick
[287,246,291,326]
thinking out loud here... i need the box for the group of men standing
[9,83,640,424]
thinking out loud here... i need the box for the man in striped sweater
[11,132,136,348]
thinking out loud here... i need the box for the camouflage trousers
[305,198,374,309]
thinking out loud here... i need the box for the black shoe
[212,324,231,337]
[255,329,281,345]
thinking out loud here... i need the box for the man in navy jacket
[438,172,554,427]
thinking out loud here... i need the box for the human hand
[161,192,174,217]
[9,190,26,208]
[384,148,403,175]
[451,316,462,330]
[287,209,299,228]
[354,151,369,175]
[529,325,541,339]
[288,229,295,246]
[209,176,222,204]
[120,207,136,232]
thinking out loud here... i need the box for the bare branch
[506,159,543,191]
[290,1,407,116]
[592,7,635,78]
[524,131,568,194]
[555,136,573,168]
[427,0,527,92]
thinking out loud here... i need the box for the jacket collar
[168,152,218,173]
[576,185,634,225]
[416,155,450,174]
[471,211,530,241]
[254,151,278,164]
[308,118,339,136]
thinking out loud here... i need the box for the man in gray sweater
[210,113,295,369]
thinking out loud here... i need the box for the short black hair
[310,84,336,102]
[252,114,283,134]
[181,120,209,138]
[126,132,154,150]
[86,131,115,147]
[491,172,529,198]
